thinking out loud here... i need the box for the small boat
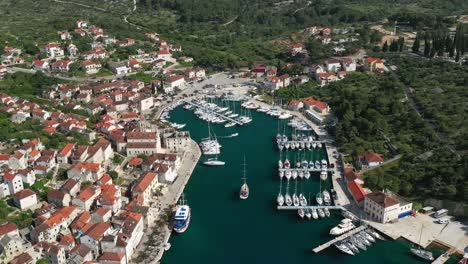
[304,171,310,180]
[285,193,292,206]
[277,192,284,206]
[335,242,354,256]
[330,219,355,235]
[356,233,371,246]
[346,240,359,254]
[278,160,283,169]
[315,160,321,169]
[284,159,291,169]
[285,142,290,149]
[317,208,325,218]
[308,160,314,169]
[279,170,284,179]
[321,159,328,168]
[324,208,330,217]
[368,229,384,240]
[298,209,305,219]
[293,193,300,207]
[305,208,312,219]
[360,231,375,243]
[301,160,308,169]
[316,192,323,205]
[323,190,331,205]
[298,170,304,179]
[226,133,239,138]
[292,170,298,180]
[351,235,367,251]
[320,170,328,181]
[299,194,307,206]
[312,208,319,219]
[164,243,171,251]
[203,158,225,166]
[295,160,301,168]
[285,171,291,180]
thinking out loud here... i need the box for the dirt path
[51,0,107,11]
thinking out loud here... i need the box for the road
[51,0,107,11]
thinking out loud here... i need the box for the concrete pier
[277,205,345,210]
[312,225,368,253]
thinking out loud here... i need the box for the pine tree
[412,37,420,53]
[382,41,389,52]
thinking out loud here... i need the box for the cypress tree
[398,37,405,52]
[382,41,389,52]
[412,37,420,53]
[424,39,431,56]
[455,51,460,62]
[390,39,398,52]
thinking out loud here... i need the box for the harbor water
[162,104,455,264]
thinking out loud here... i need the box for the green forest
[276,56,467,202]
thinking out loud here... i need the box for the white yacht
[312,208,319,219]
[285,193,292,206]
[320,170,328,181]
[203,158,225,166]
[305,209,312,219]
[239,157,249,200]
[318,208,325,218]
[323,190,331,205]
[335,242,354,255]
[298,209,305,219]
[330,219,355,235]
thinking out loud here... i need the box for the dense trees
[275,57,466,201]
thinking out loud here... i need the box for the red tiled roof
[347,181,366,202]
[76,186,97,202]
[303,97,328,110]
[13,189,36,200]
[128,157,143,166]
[366,192,399,208]
[133,172,157,193]
[99,252,125,261]
[344,168,363,182]
[0,154,10,161]
[58,143,75,157]
[93,207,110,217]
[3,172,17,181]
[0,222,17,236]
[127,131,156,140]
[84,222,110,240]
[362,152,384,163]
[9,252,33,264]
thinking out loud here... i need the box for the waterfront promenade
[133,139,201,263]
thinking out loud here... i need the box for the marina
[162,101,462,264]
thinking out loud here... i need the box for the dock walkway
[182,99,244,125]
[278,168,335,172]
[431,247,457,264]
[312,225,367,253]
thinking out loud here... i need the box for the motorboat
[321,159,328,168]
[315,160,321,169]
[368,229,384,240]
[285,193,292,206]
[304,171,310,180]
[330,219,355,235]
[360,231,375,243]
[305,208,312,219]
[277,192,284,206]
[356,233,371,246]
[278,160,283,169]
[411,248,434,261]
[225,122,236,127]
[293,193,300,207]
[292,170,298,180]
[299,194,307,206]
[351,235,367,251]
[298,170,304,179]
[285,171,292,180]
[320,170,328,181]
[316,192,323,205]
[298,209,305,219]
[164,243,171,251]
[335,242,354,255]
[279,170,284,179]
[324,207,330,217]
[323,190,331,205]
[312,208,318,219]
[203,158,225,166]
[317,208,325,218]
[346,240,359,254]
[284,159,291,169]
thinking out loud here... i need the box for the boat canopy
[175,206,190,220]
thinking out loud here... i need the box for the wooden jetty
[312,225,368,253]
[182,100,244,125]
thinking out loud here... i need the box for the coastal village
[0,13,466,264]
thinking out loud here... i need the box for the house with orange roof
[58,233,76,253]
[347,180,366,206]
[0,222,19,239]
[9,252,34,264]
[343,168,364,185]
[61,178,81,197]
[79,222,112,256]
[70,211,92,235]
[131,172,158,206]
[287,99,303,111]
[99,252,126,264]
[360,152,384,167]
[81,61,101,74]
[69,243,93,263]
[34,241,67,264]
[8,151,27,169]
[98,184,122,213]
[57,143,75,164]
[365,57,385,73]
[91,207,112,223]
[302,97,330,114]
[72,186,101,211]
[30,206,79,243]
[67,162,104,182]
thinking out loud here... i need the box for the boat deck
[182,100,244,125]
[277,205,344,210]
[312,225,368,253]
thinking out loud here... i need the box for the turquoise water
[163,104,446,264]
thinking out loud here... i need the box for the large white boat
[330,218,355,235]
[240,157,249,200]
[278,112,292,119]
[173,195,191,233]
[323,190,331,205]
[320,170,328,181]
[203,157,225,166]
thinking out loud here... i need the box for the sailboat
[285,181,292,206]
[239,157,249,200]
[277,179,284,206]
[292,181,299,206]
[316,181,323,205]
[203,156,225,166]
[410,225,434,261]
[298,208,305,219]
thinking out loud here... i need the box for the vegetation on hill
[276,56,467,201]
